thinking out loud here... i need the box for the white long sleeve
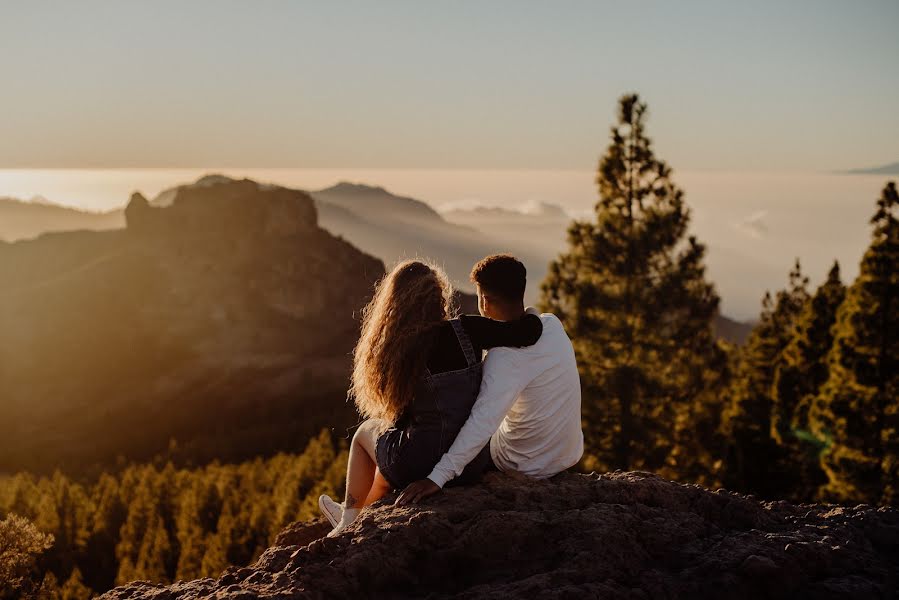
[426,311,584,488]
[427,348,530,488]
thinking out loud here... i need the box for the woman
[320,260,541,536]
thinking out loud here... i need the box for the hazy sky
[2,1,897,170]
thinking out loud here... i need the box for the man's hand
[395,479,441,505]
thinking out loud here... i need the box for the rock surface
[101,471,898,599]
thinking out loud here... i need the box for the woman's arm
[460,313,542,349]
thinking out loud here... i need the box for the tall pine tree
[774,262,846,441]
[771,261,846,499]
[540,93,723,475]
[722,260,809,497]
[812,181,898,505]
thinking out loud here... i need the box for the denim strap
[449,318,477,367]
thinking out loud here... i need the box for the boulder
[100,471,899,599]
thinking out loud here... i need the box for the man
[396,254,583,505]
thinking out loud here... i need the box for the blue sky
[2,0,897,169]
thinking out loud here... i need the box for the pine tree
[775,262,846,439]
[199,497,251,576]
[83,473,126,592]
[198,525,230,578]
[0,428,350,595]
[173,482,206,581]
[812,181,898,504]
[114,474,156,585]
[41,473,90,580]
[722,260,809,497]
[133,516,173,583]
[540,93,723,475]
[58,567,92,600]
[270,430,336,534]
[770,261,845,499]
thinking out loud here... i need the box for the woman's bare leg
[327,419,388,537]
[364,469,392,506]
[343,418,382,510]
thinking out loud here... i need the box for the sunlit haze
[0,167,887,320]
[2,1,898,170]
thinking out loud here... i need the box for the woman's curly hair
[350,260,454,426]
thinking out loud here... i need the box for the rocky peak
[100,471,899,599]
[126,178,318,237]
[326,181,389,195]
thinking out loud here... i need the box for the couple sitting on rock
[320,254,584,536]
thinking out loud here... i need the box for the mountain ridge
[312,181,445,224]
[307,181,528,299]
[845,161,899,175]
[0,174,753,343]
[0,177,383,474]
[0,196,123,242]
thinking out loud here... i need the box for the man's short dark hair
[470,254,526,304]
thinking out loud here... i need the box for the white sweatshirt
[427,309,584,488]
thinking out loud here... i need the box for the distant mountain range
[0,196,123,241]
[0,180,547,297]
[0,178,383,474]
[307,182,541,299]
[150,177,552,304]
[441,203,572,263]
[0,175,753,345]
[845,161,899,175]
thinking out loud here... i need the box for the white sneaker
[326,507,361,538]
[318,494,343,528]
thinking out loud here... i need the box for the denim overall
[376,319,484,489]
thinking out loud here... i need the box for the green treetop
[771,261,846,499]
[774,261,846,442]
[540,93,723,474]
[722,260,809,497]
[812,181,898,505]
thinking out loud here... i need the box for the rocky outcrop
[132,178,318,237]
[0,177,383,474]
[101,471,898,599]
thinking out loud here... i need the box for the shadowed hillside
[0,178,383,475]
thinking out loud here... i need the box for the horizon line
[0,165,889,175]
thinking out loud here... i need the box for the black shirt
[426,313,543,374]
